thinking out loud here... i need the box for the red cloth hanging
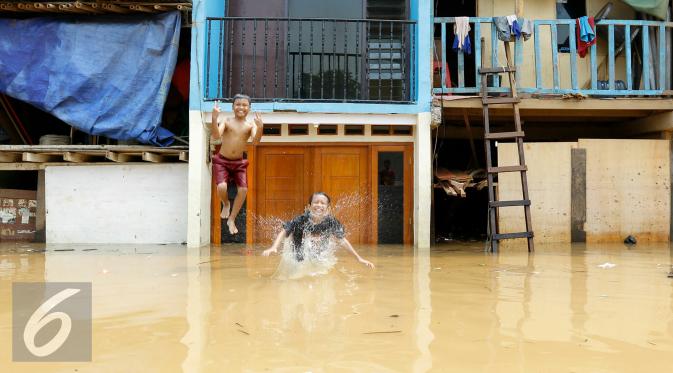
[576,17,597,58]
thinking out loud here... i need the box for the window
[556,0,587,53]
[263,124,281,136]
[288,124,308,135]
[345,125,364,135]
[317,125,338,135]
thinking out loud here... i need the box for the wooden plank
[643,26,651,90]
[142,152,165,163]
[490,200,530,207]
[488,165,527,173]
[534,23,542,88]
[105,151,138,163]
[484,131,524,140]
[659,24,666,90]
[571,148,587,242]
[63,152,93,163]
[569,22,578,90]
[474,22,481,87]
[551,24,560,90]
[590,43,598,89]
[479,66,516,74]
[483,97,520,105]
[0,152,21,162]
[441,23,447,90]
[22,152,60,163]
[492,231,533,240]
[625,25,632,90]
[608,24,615,90]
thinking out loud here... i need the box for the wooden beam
[22,152,60,163]
[63,152,93,163]
[516,0,524,18]
[142,152,165,163]
[618,111,673,135]
[0,152,21,162]
[102,3,131,14]
[440,97,673,112]
[105,151,137,163]
[179,151,189,162]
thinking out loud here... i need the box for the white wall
[46,164,188,244]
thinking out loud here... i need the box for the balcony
[433,17,672,97]
[205,17,416,104]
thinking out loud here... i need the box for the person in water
[262,192,375,269]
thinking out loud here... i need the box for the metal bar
[218,20,224,98]
[309,21,314,99]
[534,23,541,88]
[608,24,615,90]
[321,20,325,99]
[346,21,350,100]
[441,23,447,90]
[365,21,371,100]
[551,23,559,90]
[274,21,279,97]
[228,19,234,98]
[263,19,268,98]
[659,24,666,90]
[643,25,650,90]
[252,19,257,97]
[388,22,393,100]
[286,20,291,98]
[569,21,578,90]
[333,21,337,98]
[298,20,303,98]
[378,21,383,100]
[625,25,632,90]
[474,22,482,88]
[240,20,246,94]
[356,20,360,100]
[205,20,212,99]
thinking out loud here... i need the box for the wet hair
[308,192,331,205]
[232,93,251,105]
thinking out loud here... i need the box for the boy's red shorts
[212,154,248,187]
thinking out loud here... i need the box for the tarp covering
[621,0,669,20]
[0,12,181,146]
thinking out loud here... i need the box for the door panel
[255,148,310,242]
[314,147,369,244]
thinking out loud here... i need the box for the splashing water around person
[263,192,375,279]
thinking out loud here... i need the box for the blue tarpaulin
[0,12,181,146]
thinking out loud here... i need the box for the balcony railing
[205,17,416,103]
[433,17,673,96]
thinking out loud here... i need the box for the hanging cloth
[452,17,472,54]
[576,16,597,58]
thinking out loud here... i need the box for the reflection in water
[1,242,673,372]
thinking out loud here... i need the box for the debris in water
[597,262,616,269]
[235,322,244,328]
[389,314,399,318]
[363,330,402,335]
[54,249,74,252]
[624,235,637,245]
[237,329,249,335]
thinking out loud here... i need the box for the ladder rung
[479,66,517,74]
[487,165,527,173]
[492,231,533,240]
[484,131,525,140]
[483,97,521,105]
[490,200,531,208]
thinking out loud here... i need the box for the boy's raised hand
[254,112,263,128]
[213,100,221,113]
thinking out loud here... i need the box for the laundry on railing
[576,16,597,58]
[493,16,532,42]
[452,17,472,54]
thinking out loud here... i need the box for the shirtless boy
[211,94,263,234]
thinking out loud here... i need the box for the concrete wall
[498,139,670,243]
[46,164,188,244]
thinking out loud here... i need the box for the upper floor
[194,0,673,115]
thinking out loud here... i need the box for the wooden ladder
[479,42,534,253]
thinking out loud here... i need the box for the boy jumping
[210,94,263,234]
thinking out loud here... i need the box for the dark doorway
[433,0,477,89]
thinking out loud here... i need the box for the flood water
[1,242,673,372]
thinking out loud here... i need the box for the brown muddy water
[1,242,673,372]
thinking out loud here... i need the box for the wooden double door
[247,144,413,245]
